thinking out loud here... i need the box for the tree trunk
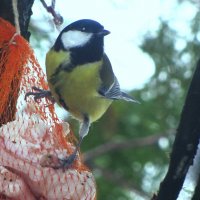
[153,59,200,200]
[0,0,34,40]
[0,0,35,126]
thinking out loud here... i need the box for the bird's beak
[97,29,110,37]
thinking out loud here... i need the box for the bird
[25,19,138,168]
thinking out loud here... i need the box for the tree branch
[153,59,200,200]
[40,0,63,26]
[83,133,166,162]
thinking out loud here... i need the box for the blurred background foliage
[30,0,200,199]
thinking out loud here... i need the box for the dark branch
[153,59,200,200]
[192,172,200,200]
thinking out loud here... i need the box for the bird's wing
[99,54,139,103]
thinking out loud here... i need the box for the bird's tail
[121,92,140,103]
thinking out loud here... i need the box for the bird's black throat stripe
[50,39,104,85]
[54,36,104,66]
[49,62,75,85]
[49,35,104,110]
[55,87,69,111]
[70,37,104,66]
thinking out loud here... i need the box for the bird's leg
[58,137,83,169]
[25,86,55,103]
[56,115,90,169]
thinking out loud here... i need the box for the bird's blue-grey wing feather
[99,54,138,103]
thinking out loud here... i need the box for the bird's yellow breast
[46,50,112,122]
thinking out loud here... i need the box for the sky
[31,0,197,91]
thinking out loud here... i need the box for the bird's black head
[66,19,108,34]
[54,19,110,65]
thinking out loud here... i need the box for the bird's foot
[25,86,55,103]
[58,152,78,169]
[40,151,78,169]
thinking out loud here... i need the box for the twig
[40,0,63,26]
[83,133,167,162]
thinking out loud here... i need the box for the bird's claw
[58,153,78,169]
[40,152,78,169]
[25,87,54,103]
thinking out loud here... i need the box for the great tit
[26,19,138,168]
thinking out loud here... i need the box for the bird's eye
[81,27,86,31]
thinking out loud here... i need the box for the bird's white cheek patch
[61,30,92,49]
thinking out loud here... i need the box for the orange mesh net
[0,18,96,199]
